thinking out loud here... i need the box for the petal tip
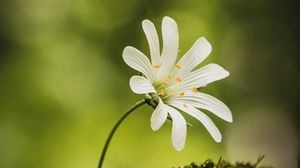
[210,63,230,78]
[150,124,160,131]
[216,138,222,143]
[223,69,230,77]
[198,37,212,51]
[227,115,233,123]
[123,46,132,52]
[173,143,185,151]
[163,16,173,21]
[129,76,155,94]
[224,111,233,123]
[162,16,177,25]
[225,107,233,122]
[129,76,140,94]
[142,19,152,27]
[122,46,134,57]
[122,47,130,62]
[214,133,222,143]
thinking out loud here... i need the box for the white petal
[176,37,212,75]
[150,99,168,131]
[123,46,153,80]
[160,16,179,75]
[170,101,222,142]
[142,19,160,65]
[172,92,232,122]
[129,76,156,94]
[164,105,187,151]
[180,63,229,90]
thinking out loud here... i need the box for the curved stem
[98,99,147,168]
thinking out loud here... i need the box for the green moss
[175,155,274,168]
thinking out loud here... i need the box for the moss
[174,155,274,168]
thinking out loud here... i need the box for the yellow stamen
[192,87,198,93]
[179,91,185,96]
[158,89,165,96]
[176,77,182,83]
[183,103,188,107]
[161,80,168,85]
[175,64,182,69]
[167,92,175,97]
[153,64,161,68]
[166,73,173,79]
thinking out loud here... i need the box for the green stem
[98,99,147,168]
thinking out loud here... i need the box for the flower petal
[150,99,168,131]
[170,101,222,142]
[123,46,153,80]
[175,37,212,75]
[160,16,179,76]
[164,104,187,151]
[129,76,156,94]
[142,19,160,65]
[181,63,229,89]
[171,92,232,122]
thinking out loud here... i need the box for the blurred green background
[0,0,299,167]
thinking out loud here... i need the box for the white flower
[122,16,232,151]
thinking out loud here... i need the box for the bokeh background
[0,0,299,167]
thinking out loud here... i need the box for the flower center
[152,64,200,100]
[152,65,186,100]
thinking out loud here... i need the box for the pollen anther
[161,80,168,85]
[166,73,173,79]
[179,91,185,96]
[176,77,182,83]
[167,92,175,97]
[154,64,161,68]
[175,64,182,69]
[183,103,188,107]
[192,87,198,93]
